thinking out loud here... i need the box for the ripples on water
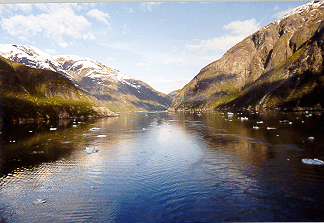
[1,111,324,222]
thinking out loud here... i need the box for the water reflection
[1,111,324,222]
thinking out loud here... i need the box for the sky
[0,1,309,94]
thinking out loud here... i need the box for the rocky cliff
[0,45,172,112]
[0,55,116,122]
[170,1,324,111]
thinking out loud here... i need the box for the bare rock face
[170,1,324,111]
[91,106,117,117]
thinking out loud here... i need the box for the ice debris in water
[302,158,324,165]
[97,135,106,138]
[89,127,100,131]
[33,198,46,204]
[85,147,99,154]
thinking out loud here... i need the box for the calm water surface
[1,111,324,222]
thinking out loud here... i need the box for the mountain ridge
[0,55,116,122]
[0,44,172,112]
[169,1,324,111]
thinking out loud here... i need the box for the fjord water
[1,111,324,222]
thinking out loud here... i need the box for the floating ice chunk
[33,198,46,204]
[50,128,57,131]
[308,137,315,140]
[97,135,106,138]
[267,127,276,130]
[89,127,100,131]
[85,147,99,154]
[302,158,324,165]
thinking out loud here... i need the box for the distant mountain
[170,1,324,111]
[0,44,172,112]
[168,89,180,98]
[0,55,115,122]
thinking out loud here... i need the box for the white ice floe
[302,158,324,165]
[85,147,99,154]
[89,127,100,131]
[97,135,106,138]
[33,198,46,204]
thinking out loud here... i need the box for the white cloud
[187,18,260,53]
[45,48,57,54]
[0,5,4,15]
[83,32,96,40]
[17,4,33,12]
[1,6,91,48]
[187,35,244,52]
[224,18,260,37]
[137,62,146,67]
[176,58,184,65]
[163,58,174,64]
[18,36,29,42]
[87,9,110,25]
[123,23,129,33]
[137,61,155,70]
[140,2,162,12]
[149,77,191,94]
[126,7,133,13]
[163,57,184,66]
[200,56,220,63]
[273,7,294,19]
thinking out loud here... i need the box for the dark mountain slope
[170,1,324,111]
[0,56,115,122]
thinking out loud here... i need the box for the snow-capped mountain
[0,44,171,112]
[0,44,74,82]
[54,55,132,82]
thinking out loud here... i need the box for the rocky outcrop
[170,1,324,111]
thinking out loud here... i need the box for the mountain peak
[281,1,324,20]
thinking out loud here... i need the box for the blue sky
[0,1,309,93]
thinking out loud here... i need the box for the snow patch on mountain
[54,54,133,82]
[0,44,75,82]
[281,1,324,20]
